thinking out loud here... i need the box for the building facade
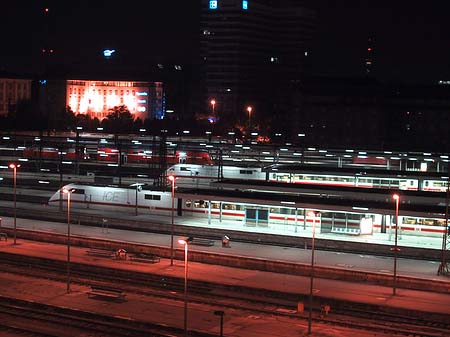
[66,80,164,121]
[0,77,32,116]
[200,0,316,125]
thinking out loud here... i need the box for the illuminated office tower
[200,0,316,122]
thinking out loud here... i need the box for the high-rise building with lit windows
[200,0,316,123]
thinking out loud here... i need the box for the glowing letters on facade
[103,49,116,58]
[209,1,218,9]
[243,0,248,10]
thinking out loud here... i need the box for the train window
[180,167,190,171]
[223,203,243,211]
[72,189,85,195]
[347,213,362,221]
[239,170,253,174]
[270,207,281,213]
[194,200,209,208]
[185,200,192,208]
[145,194,161,201]
[280,208,295,215]
[211,202,221,209]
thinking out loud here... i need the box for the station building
[0,76,32,116]
[66,80,164,121]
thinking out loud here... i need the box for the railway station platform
[0,215,450,336]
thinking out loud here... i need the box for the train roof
[176,186,446,218]
[210,178,446,199]
[263,163,448,179]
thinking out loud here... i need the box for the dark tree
[103,105,134,134]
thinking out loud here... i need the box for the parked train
[48,183,447,238]
[97,148,212,165]
[23,147,89,160]
[15,146,212,166]
[167,163,449,192]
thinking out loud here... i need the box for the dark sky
[1,1,449,83]
[312,1,450,83]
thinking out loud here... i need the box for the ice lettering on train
[103,191,120,202]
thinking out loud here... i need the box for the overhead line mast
[438,171,450,276]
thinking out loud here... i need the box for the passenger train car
[14,146,211,166]
[48,183,448,238]
[167,163,449,192]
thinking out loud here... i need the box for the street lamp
[246,106,252,131]
[307,210,319,335]
[178,237,193,337]
[63,188,76,294]
[9,163,20,245]
[392,193,400,296]
[210,99,216,117]
[168,175,176,266]
[214,310,225,337]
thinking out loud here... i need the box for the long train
[48,183,448,238]
[167,163,449,192]
[4,146,212,165]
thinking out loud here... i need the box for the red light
[367,47,372,52]
[45,8,49,12]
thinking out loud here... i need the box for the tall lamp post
[63,188,75,294]
[9,163,20,245]
[307,210,319,335]
[178,237,193,337]
[130,183,145,216]
[392,193,400,296]
[210,99,216,117]
[168,175,176,266]
[246,106,252,131]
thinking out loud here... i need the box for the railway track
[0,295,215,337]
[0,251,449,337]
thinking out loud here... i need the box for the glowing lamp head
[178,237,193,245]
[247,106,252,113]
[9,163,20,169]
[210,99,216,106]
[307,210,319,217]
[63,188,76,194]
[393,194,400,201]
[168,175,175,182]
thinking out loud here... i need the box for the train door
[177,198,182,216]
[245,208,269,227]
[319,212,332,234]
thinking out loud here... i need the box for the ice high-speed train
[48,183,448,238]
[167,163,449,192]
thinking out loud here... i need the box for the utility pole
[438,173,450,276]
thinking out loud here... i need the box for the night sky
[1,1,449,83]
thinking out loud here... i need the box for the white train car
[48,183,172,215]
[166,164,447,192]
[48,183,447,238]
[167,164,265,188]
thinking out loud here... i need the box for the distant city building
[200,0,316,122]
[0,77,32,116]
[66,80,164,120]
